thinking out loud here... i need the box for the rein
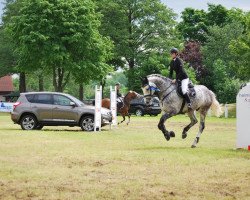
[144,83,176,103]
[161,85,176,102]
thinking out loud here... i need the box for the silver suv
[11,92,112,131]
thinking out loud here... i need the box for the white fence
[94,86,102,132]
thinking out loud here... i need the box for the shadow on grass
[134,146,250,157]
[134,146,189,151]
[0,128,22,131]
[42,129,110,132]
[0,128,110,132]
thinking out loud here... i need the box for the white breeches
[181,78,189,95]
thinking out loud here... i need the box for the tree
[211,59,241,103]
[0,26,16,77]
[102,71,128,97]
[206,4,229,26]
[178,4,247,43]
[126,52,168,92]
[202,22,244,89]
[180,41,205,80]
[0,0,26,92]
[97,0,178,70]
[229,12,250,81]
[5,0,112,92]
[178,8,207,43]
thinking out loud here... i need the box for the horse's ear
[140,76,149,86]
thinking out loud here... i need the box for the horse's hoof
[164,134,170,141]
[169,131,175,137]
[191,145,196,148]
[182,132,187,139]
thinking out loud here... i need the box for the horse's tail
[209,91,222,117]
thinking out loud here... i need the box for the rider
[116,82,123,108]
[169,48,192,110]
[116,82,122,98]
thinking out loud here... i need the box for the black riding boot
[184,93,192,110]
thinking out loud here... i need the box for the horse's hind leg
[158,112,175,141]
[182,110,198,139]
[191,108,208,148]
[126,113,131,125]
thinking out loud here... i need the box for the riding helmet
[170,48,179,54]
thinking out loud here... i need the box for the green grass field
[0,113,249,200]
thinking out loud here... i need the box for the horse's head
[125,91,140,101]
[140,77,160,105]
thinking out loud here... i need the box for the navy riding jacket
[169,57,188,81]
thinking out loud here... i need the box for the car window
[53,95,72,106]
[67,94,84,106]
[35,94,53,104]
[26,94,52,104]
[26,94,35,103]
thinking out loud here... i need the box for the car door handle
[32,106,37,108]
[53,107,59,109]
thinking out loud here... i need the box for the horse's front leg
[126,113,131,125]
[158,112,175,141]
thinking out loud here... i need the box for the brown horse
[102,91,140,125]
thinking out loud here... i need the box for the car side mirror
[70,102,76,107]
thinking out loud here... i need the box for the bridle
[143,82,176,103]
[143,84,160,98]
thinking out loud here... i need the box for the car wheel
[135,109,143,116]
[80,116,94,131]
[20,115,37,130]
[35,124,44,130]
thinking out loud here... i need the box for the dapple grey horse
[141,74,222,148]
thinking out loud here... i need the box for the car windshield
[67,94,85,106]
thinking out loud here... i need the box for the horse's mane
[124,90,136,100]
[147,74,172,82]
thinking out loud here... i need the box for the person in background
[115,82,123,108]
[115,82,122,98]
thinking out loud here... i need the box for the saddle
[176,80,196,98]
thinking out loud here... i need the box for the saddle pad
[177,82,196,98]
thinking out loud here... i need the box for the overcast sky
[162,0,250,19]
[0,0,4,20]
[0,0,250,22]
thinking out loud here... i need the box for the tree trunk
[128,59,135,69]
[38,75,44,91]
[57,67,63,92]
[128,7,135,69]
[19,72,26,93]
[79,83,84,101]
[100,78,106,98]
[52,66,70,92]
